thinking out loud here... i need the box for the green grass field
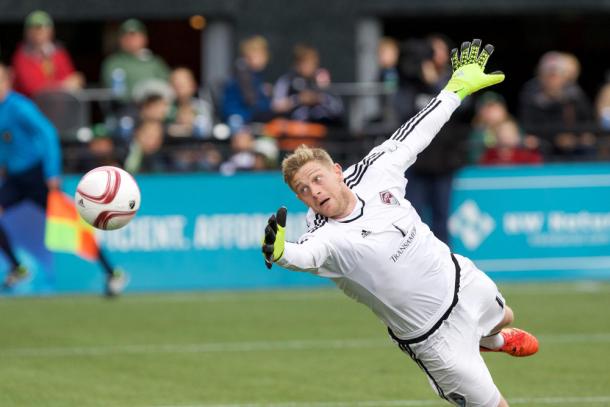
[1,282,609,407]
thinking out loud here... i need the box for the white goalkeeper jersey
[277,91,463,341]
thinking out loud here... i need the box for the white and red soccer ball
[75,166,141,230]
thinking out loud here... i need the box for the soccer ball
[75,166,141,230]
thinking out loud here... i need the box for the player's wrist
[273,226,286,260]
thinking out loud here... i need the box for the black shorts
[0,164,49,210]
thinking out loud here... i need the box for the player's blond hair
[282,144,334,188]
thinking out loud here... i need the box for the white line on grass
[0,338,387,357]
[153,395,610,407]
[3,283,609,306]
[29,282,610,305]
[119,282,610,302]
[2,333,610,358]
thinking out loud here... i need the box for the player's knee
[497,396,510,406]
[503,306,514,326]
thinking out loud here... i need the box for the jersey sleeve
[275,229,331,273]
[355,91,461,182]
[16,99,61,180]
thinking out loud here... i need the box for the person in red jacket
[11,10,84,97]
[480,119,543,165]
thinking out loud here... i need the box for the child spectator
[222,35,274,132]
[377,37,400,88]
[220,128,258,174]
[124,120,168,173]
[272,44,343,125]
[76,124,121,173]
[468,92,511,164]
[167,67,214,138]
[480,119,543,165]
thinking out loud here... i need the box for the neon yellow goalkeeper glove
[443,39,505,100]
[262,207,287,269]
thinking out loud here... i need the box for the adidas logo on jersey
[361,229,372,238]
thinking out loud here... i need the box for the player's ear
[333,163,343,180]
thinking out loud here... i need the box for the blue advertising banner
[52,172,329,294]
[3,164,610,296]
[449,163,610,281]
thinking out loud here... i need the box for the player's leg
[481,325,539,357]
[391,304,505,406]
[0,177,29,288]
[479,305,513,350]
[466,260,538,357]
[3,163,56,288]
[98,249,128,297]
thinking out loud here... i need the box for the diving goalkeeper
[262,40,538,407]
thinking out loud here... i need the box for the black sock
[0,224,19,269]
[97,249,115,276]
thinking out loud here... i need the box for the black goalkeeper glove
[262,207,287,269]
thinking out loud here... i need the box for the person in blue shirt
[222,35,275,132]
[0,63,126,296]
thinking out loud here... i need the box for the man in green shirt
[101,18,170,102]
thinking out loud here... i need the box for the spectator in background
[101,19,170,103]
[12,10,84,98]
[518,51,595,160]
[76,123,121,173]
[563,52,582,85]
[595,82,610,131]
[220,127,261,174]
[370,36,401,126]
[272,44,343,125]
[114,91,172,144]
[397,34,469,245]
[172,142,224,173]
[222,36,274,132]
[468,92,511,164]
[480,119,543,165]
[167,67,214,138]
[124,120,168,173]
[138,93,170,123]
[595,81,610,159]
[378,37,400,88]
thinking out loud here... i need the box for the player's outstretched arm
[443,39,505,100]
[262,207,287,269]
[261,207,329,272]
[380,38,504,166]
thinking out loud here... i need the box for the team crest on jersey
[361,229,371,238]
[379,190,399,206]
[2,132,11,142]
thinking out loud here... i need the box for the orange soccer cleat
[481,328,539,357]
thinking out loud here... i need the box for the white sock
[480,332,505,350]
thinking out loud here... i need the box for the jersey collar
[336,194,365,223]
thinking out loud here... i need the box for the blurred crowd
[5,10,610,176]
